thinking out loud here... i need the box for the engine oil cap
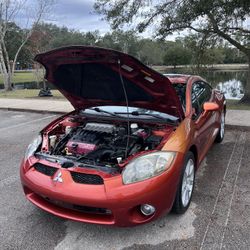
[130,123,138,129]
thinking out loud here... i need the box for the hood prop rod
[118,59,130,159]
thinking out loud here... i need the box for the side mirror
[203,102,219,111]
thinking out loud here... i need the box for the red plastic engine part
[66,141,97,155]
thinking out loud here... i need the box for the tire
[172,151,195,214]
[215,110,225,143]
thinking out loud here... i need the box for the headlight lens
[25,135,42,159]
[122,152,175,184]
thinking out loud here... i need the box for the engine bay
[37,113,173,170]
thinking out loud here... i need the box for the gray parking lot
[0,110,250,250]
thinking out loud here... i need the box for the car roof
[163,74,191,84]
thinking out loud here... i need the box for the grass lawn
[0,89,64,99]
[0,71,40,84]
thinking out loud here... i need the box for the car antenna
[118,58,130,159]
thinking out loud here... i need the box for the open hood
[35,46,184,119]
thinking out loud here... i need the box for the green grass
[0,71,40,84]
[0,71,64,99]
[0,89,64,99]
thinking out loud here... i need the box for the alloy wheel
[181,159,195,207]
[220,112,225,139]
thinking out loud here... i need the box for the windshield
[81,106,179,123]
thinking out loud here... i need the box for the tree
[5,22,33,69]
[100,30,140,56]
[223,46,247,64]
[0,0,54,91]
[163,42,192,67]
[182,34,225,69]
[94,0,250,102]
[138,39,165,65]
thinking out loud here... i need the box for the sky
[14,0,111,34]
[47,0,111,34]
[13,0,184,40]
[46,0,250,37]
[17,0,249,40]
[44,0,171,38]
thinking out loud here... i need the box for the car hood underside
[35,46,184,119]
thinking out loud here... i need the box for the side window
[173,83,186,111]
[192,81,213,119]
[191,83,203,118]
[204,82,212,100]
[198,81,212,104]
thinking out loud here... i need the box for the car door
[191,81,215,160]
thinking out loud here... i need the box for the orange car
[20,46,226,226]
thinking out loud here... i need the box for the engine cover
[65,123,114,155]
[84,123,116,133]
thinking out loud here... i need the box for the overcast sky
[14,0,179,39]
[48,0,111,34]
[18,0,249,40]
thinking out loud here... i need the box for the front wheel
[215,110,225,143]
[172,152,195,214]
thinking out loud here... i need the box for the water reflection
[216,80,244,100]
[163,69,247,100]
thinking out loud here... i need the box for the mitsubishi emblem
[53,171,63,183]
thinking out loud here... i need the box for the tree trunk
[12,37,30,75]
[4,73,12,91]
[2,70,12,91]
[0,49,12,91]
[239,58,250,104]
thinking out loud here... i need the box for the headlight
[25,135,42,159]
[122,152,175,184]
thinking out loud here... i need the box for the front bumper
[20,153,183,227]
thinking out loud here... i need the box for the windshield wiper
[86,107,122,117]
[114,111,179,123]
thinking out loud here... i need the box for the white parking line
[219,132,246,249]
[200,132,239,249]
[0,115,56,132]
[200,131,246,250]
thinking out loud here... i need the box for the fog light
[140,204,155,216]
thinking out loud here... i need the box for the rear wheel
[172,152,195,214]
[215,111,225,143]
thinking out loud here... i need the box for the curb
[0,107,66,115]
[1,107,250,131]
[225,124,250,131]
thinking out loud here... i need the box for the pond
[162,69,247,100]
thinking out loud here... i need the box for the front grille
[72,205,111,214]
[70,171,104,185]
[43,196,111,214]
[33,163,58,176]
[33,163,103,185]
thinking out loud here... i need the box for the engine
[65,123,116,155]
[50,121,162,165]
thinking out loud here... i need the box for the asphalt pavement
[0,110,250,250]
